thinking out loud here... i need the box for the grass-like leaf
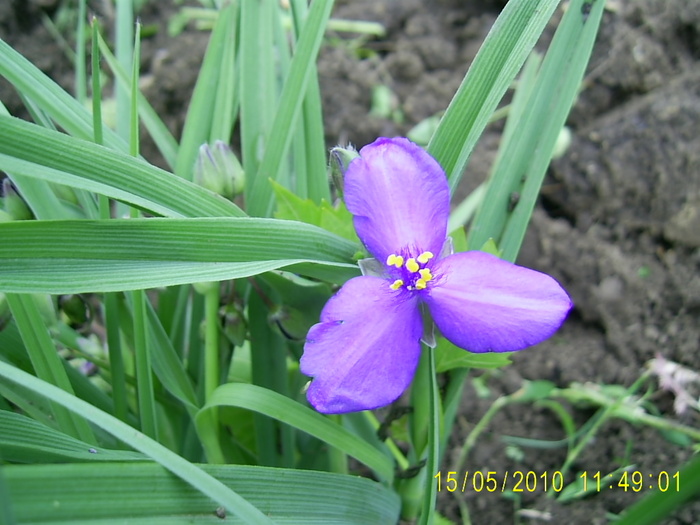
[0,361,274,524]
[4,461,401,524]
[0,115,243,218]
[428,0,561,194]
[0,410,145,464]
[246,0,334,217]
[0,218,359,293]
[198,383,395,483]
[0,38,126,151]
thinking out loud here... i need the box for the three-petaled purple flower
[300,137,572,414]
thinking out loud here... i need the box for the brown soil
[2,0,699,523]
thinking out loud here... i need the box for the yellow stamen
[415,279,427,290]
[389,279,404,290]
[386,254,404,268]
[419,268,433,281]
[406,258,419,273]
[417,251,434,264]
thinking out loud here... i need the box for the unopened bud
[2,179,32,220]
[329,144,359,198]
[194,141,245,199]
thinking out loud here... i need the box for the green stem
[195,283,226,464]
[104,292,127,423]
[418,346,440,525]
[92,18,127,425]
[131,289,157,440]
[453,394,513,472]
[327,415,348,475]
[559,373,650,476]
[364,412,409,470]
[203,285,220,403]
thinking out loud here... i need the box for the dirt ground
[1,0,699,523]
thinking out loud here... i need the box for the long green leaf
[239,1,276,188]
[246,0,334,217]
[0,116,243,218]
[0,38,126,152]
[0,218,359,293]
[288,0,329,204]
[497,0,605,261]
[197,383,394,483]
[0,410,145,463]
[0,361,273,524]
[4,461,400,524]
[95,28,179,169]
[427,0,561,193]
[175,3,236,179]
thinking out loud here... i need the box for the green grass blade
[0,410,146,463]
[0,361,274,524]
[0,116,244,218]
[209,4,239,144]
[616,455,699,525]
[248,293,292,467]
[290,0,329,204]
[5,294,95,444]
[4,462,400,524]
[498,0,605,261]
[463,51,541,254]
[115,0,133,140]
[91,17,129,425]
[74,0,87,102]
[175,4,236,179]
[246,0,334,217]
[0,38,127,152]
[0,218,359,293]
[95,29,178,168]
[197,383,394,483]
[91,18,104,146]
[239,0,276,190]
[0,103,78,220]
[427,0,561,193]
[144,302,199,413]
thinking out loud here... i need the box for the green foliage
[435,337,512,373]
[272,180,360,244]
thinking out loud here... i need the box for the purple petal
[301,276,423,414]
[424,251,572,352]
[344,137,450,263]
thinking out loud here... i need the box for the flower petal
[301,276,422,414]
[344,137,450,263]
[424,251,572,352]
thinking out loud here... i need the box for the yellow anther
[419,268,433,282]
[406,258,419,273]
[417,251,434,264]
[415,279,427,290]
[389,279,404,290]
[386,254,404,268]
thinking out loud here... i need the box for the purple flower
[300,137,572,414]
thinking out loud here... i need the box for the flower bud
[194,141,245,199]
[2,179,32,220]
[329,144,359,198]
[0,293,10,331]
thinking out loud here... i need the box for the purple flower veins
[300,137,573,414]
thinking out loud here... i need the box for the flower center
[387,251,434,291]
